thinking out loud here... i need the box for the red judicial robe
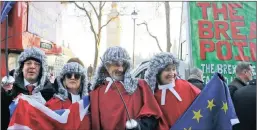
[46,97,91,130]
[156,79,201,130]
[90,79,162,130]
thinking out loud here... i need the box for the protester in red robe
[144,52,201,130]
[90,46,162,130]
[45,62,90,130]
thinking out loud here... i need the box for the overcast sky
[61,2,182,67]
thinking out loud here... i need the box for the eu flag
[171,73,239,130]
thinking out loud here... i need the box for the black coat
[1,78,55,130]
[232,79,256,130]
[188,78,205,90]
[228,77,247,98]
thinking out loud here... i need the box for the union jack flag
[8,94,90,130]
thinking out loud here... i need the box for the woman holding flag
[144,52,201,130]
[45,62,90,130]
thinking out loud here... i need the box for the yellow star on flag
[221,101,228,114]
[207,99,216,111]
[192,110,203,123]
[184,127,192,130]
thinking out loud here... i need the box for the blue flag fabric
[171,73,239,130]
[1,1,16,22]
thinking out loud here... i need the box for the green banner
[189,2,256,83]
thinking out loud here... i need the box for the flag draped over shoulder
[171,73,239,130]
[8,94,90,130]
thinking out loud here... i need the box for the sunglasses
[65,73,81,80]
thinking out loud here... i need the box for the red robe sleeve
[136,79,163,119]
[189,82,201,97]
[90,88,101,130]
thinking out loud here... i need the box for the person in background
[90,46,162,130]
[229,62,253,97]
[1,47,55,130]
[45,62,90,130]
[187,68,205,90]
[144,52,201,130]
[232,78,256,130]
[87,64,93,82]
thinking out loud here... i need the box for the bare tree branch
[137,22,163,52]
[73,2,84,11]
[165,1,171,52]
[72,1,128,70]
[88,2,99,17]
[100,12,119,31]
[98,2,102,19]
[96,2,102,44]
[74,2,98,42]
[100,2,106,9]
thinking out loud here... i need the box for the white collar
[24,78,38,87]
[70,93,81,103]
[158,82,182,105]
[104,77,124,93]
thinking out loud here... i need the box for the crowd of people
[1,46,255,130]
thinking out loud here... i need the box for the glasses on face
[65,73,81,80]
[24,61,41,67]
